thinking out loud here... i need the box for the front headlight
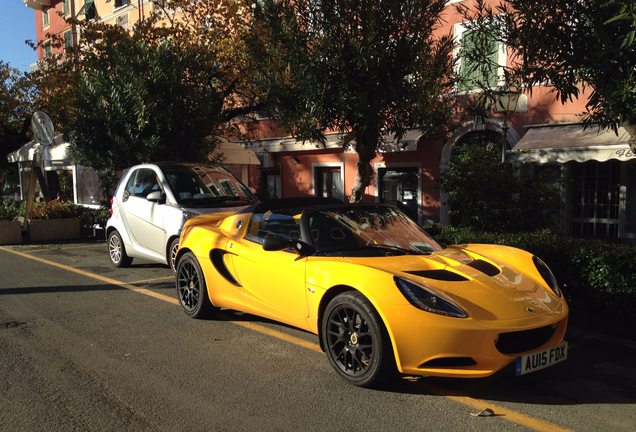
[182,210,197,221]
[394,277,468,318]
[532,256,562,297]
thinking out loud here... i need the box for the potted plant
[27,200,81,242]
[0,198,22,245]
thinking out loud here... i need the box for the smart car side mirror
[146,191,165,204]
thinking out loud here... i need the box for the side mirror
[147,191,165,203]
[262,236,306,256]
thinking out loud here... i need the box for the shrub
[29,201,79,219]
[438,144,562,233]
[0,197,22,221]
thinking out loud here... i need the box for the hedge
[434,226,636,338]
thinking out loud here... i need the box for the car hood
[343,245,567,322]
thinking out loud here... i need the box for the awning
[511,124,635,164]
[253,129,423,153]
[211,139,261,165]
[7,134,71,163]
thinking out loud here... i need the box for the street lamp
[495,89,528,162]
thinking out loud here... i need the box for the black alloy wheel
[108,230,133,268]
[322,291,394,387]
[176,252,217,319]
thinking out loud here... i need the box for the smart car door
[119,168,165,254]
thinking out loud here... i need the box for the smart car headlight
[394,277,468,318]
[532,256,562,297]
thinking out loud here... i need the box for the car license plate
[515,342,568,376]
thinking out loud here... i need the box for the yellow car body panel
[178,206,568,379]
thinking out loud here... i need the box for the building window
[570,160,621,238]
[63,0,70,16]
[262,170,281,199]
[64,30,72,48]
[454,22,505,91]
[44,42,52,58]
[315,166,344,201]
[43,8,50,27]
[115,0,130,7]
[85,0,97,20]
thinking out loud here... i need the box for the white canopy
[7,134,70,163]
[511,124,635,164]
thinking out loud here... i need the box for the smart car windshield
[308,205,443,256]
[161,164,255,206]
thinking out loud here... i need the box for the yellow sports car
[175,197,569,387]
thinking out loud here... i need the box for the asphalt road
[1,239,635,432]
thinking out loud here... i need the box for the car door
[119,168,166,254]
[227,212,308,318]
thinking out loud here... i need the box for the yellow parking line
[0,246,178,305]
[1,245,573,432]
[16,244,100,253]
[129,276,175,284]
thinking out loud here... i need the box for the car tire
[169,238,179,272]
[108,230,133,268]
[176,252,217,319]
[321,291,394,387]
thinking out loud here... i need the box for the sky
[1,1,38,73]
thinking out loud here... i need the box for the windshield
[161,164,256,206]
[308,205,443,256]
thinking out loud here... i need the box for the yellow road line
[15,244,101,253]
[0,246,178,305]
[129,276,175,284]
[1,245,573,432]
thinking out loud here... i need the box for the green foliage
[248,0,457,201]
[438,145,562,232]
[65,33,229,178]
[434,226,636,336]
[459,0,636,148]
[0,197,23,221]
[0,62,38,188]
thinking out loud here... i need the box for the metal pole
[501,111,509,163]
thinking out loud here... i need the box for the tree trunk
[349,132,378,203]
[623,119,636,152]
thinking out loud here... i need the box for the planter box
[27,218,80,242]
[0,220,22,245]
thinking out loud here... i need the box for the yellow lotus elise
[175,197,568,387]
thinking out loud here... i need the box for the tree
[458,0,636,150]
[34,0,262,192]
[0,62,37,193]
[247,0,457,202]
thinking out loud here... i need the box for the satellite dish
[32,111,55,146]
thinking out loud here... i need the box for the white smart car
[106,162,257,271]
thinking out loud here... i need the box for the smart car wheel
[169,238,179,272]
[322,291,394,387]
[176,252,217,319]
[108,230,133,268]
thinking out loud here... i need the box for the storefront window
[625,163,636,235]
[378,167,419,223]
[570,160,621,238]
[76,165,105,205]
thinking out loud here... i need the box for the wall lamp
[289,157,300,165]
